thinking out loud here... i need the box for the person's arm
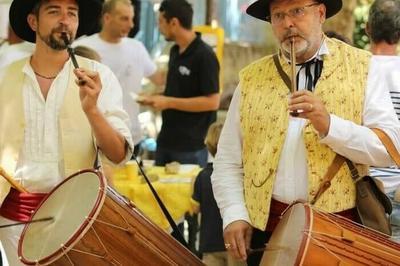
[211,87,252,261]
[142,46,220,112]
[148,70,166,87]
[211,87,250,228]
[141,93,220,112]
[320,57,400,166]
[140,40,166,87]
[74,68,128,163]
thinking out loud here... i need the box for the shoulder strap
[372,128,400,167]
[311,154,345,204]
[312,127,400,204]
[273,53,291,91]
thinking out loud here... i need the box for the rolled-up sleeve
[93,62,134,164]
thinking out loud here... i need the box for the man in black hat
[211,0,400,264]
[0,0,133,264]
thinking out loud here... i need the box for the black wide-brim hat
[9,0,102,43]
[246,0,342,22]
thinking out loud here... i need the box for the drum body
[261,203,400,266]
[18,169,202,265]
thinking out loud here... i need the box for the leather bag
[312,128,400,235]
[347,160,392,235]
[356,175,392,234]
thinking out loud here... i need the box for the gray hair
[368,0,400,44]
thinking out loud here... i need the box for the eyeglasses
[267,3,321,25]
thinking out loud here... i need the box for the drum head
[18,170,106,265]
[260,203,310,266]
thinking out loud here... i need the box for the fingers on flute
[75,78,87,87]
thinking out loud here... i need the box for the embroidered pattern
[239,38,370,230]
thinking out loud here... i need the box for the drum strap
[93,148,100,170]
[133,157,188,248]
[311,128,400,205]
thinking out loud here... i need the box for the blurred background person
[141,0,220,168]
[367,0,400,241]
[325,30,352,45]
[140,0,220,254]
[192,122,245,266]
[367,0,400,56]
[74,0,165,157]
[0,25,35,69]
[73,45,101,62]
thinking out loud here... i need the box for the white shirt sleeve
[137,42,157,78]
[321,57,400,166]
[211,87,250,229]
[92,61,134,163]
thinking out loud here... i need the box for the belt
[266,198,359,232]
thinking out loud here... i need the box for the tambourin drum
[261,203,400,266]
[18,169,202,265]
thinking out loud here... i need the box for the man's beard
[38,27,73,50]
[280,29,309,58]
[281,37,309,56]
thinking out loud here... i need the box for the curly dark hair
[368,0,400,44]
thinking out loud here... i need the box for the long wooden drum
[261,203,400,266]
[18,169,203,265]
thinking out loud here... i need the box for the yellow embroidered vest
[0,57,96,203]
[239,38,370,230]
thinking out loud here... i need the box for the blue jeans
[155,147,208,168]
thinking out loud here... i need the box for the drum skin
[261,203,400,266]
[18,169,203,266]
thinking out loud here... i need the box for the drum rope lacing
[86,204,132,233]
[305,231,389,265]
[60,245,74,266]
[304,233,345,263]
[303,208,396,265]
[66,226,122,266]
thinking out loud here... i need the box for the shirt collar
[172,32,201,57]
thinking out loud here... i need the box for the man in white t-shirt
[74,0,164,154]
[367,0,400,193]
[366,0,400,241]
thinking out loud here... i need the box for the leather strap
[273,54,292,91]
[372,128,400,167]
[311,154,345,204]
[312,128,400,204]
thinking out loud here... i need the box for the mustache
[283,30,305,41]
[51,25,73,38]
